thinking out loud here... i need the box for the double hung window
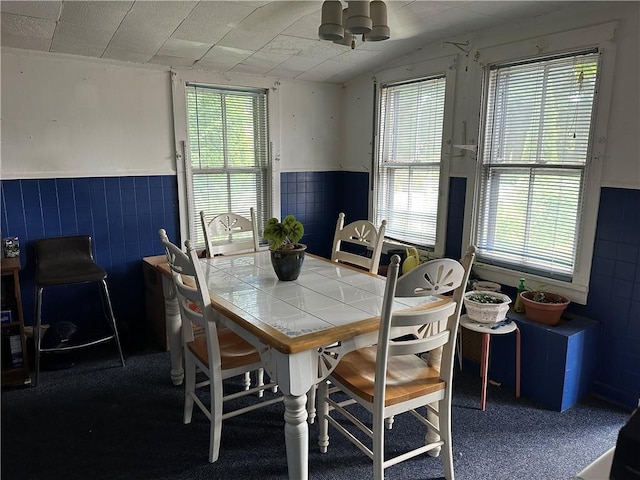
[374,76,446,247]
[185,84,270,246]
[476,50,600,281]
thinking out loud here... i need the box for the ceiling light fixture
[318,1,390,50]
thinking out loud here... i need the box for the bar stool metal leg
[33,286,44,387]
[100,279,125,367]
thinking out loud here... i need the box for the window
[476,50,599,281]
[374,76,446,247]
[185,84,270,247]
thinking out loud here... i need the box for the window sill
[473,262,588,305]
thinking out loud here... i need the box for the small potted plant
[520,286,569,326]
[263,215,306,281]
[463,291,512,324]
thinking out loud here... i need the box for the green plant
[263,215,304,251]
[466,292,506,304]
[522,284,567,304]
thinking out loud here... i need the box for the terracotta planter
[270,244,307,281]
[520,291,570,326]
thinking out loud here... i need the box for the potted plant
[519,286,570,326]
[463,291,511,324]
[263,215,306,281]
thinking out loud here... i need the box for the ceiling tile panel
[101,47,156,63]
[230,63,270,75]
[1,12,55,38]
[238,51,290,72]
[197,45,253,68]
[148,54,197,68]
[51,21,116,51]
[0,30,51,51]
[59,1,127,27]
[266,66,305,78]
[218,1,322,51]
[107,0,197,52]
[104,30,167,56]
[49,39,106,58]
[280,10,322,41]
[171,1,259,44]
[277,55,326,71]
[157,38,212,60]
[0,1,61,20]
[264,35,343,59]
[97,1,135,12]
[192,60,237,72]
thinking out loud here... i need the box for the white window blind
[186,84,270,247]
[476,50,599,280]
[374,76,446,247]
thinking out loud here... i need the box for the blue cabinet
[472,311,599,412]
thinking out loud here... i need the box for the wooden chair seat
[330,346,445,406]
[188,330,261,371]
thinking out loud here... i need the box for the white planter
[463,291,512,324]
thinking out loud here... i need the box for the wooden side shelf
[1,257,31,386]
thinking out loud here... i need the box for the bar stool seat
[33,235,125,385]
[36,260,106,285]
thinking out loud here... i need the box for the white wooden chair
[200,208,267,393]
[158,229,282,463]
[305,213,387,422]
[200,208,260,258]
[331,212,387,274]
[318,246,476,480]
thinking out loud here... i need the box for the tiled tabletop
[201,252,442,339]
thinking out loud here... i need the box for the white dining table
[156,250,449,479]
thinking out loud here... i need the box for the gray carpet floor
[1,348,632,480]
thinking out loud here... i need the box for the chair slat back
[200,208,260,258]
[395,258,464,297]
[331,212,387,273]
[159,229,220,351]
[374,246,476,406]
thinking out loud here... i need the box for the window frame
[470,22,618,304]
[372,55,457,258]
[171,70,281,247]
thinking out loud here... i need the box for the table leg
[162,276,184,386]
[306,384,317,424]
[515,327,521,398]
[284,394,309,480]
[480,333,490,411]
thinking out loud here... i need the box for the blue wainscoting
[280,171,369,260]
[576,187,640,408]
[2,172,638,409]
[445,177,467,260]
[1,176,179,349]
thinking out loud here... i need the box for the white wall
[0,50,343,179]
[343,1,640,190]
[1,51,175,178]
[279,80,343,172]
